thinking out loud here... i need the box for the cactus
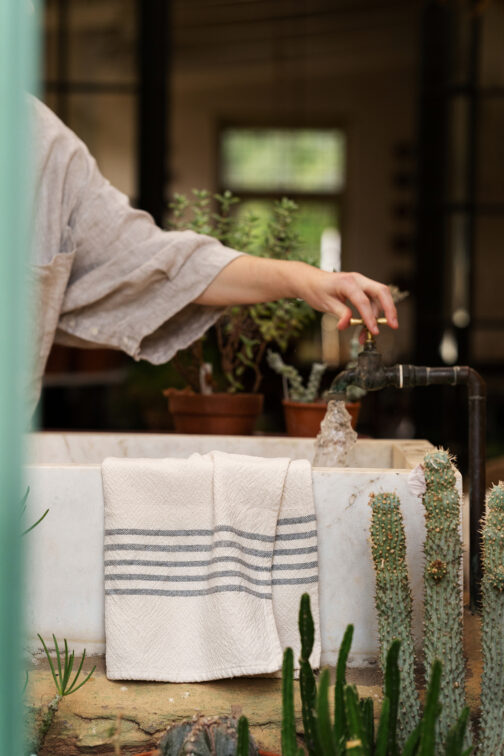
[417,659,441,756]
[299,594,321,756]
[267,350,327,402]
[278,593,474,756]
[369,492,421,746]
[158,715,258,756]
[281,594,471,755]
[480,482,504,756]
[422,449,470,750]
[281,647,301,756]
[334,623,354,752]
[237,716,251,756]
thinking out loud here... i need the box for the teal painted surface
[0,0,39,750]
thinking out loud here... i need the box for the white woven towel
[102,451,320,682]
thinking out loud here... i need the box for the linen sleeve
[43,105,242,364]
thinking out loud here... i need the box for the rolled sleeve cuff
[56,242,243,363]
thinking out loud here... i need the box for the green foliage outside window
[220,128,345,193]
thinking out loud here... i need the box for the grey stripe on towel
[104,541,317,557]
[105,557,318,572]
[105,526,275,543]
[105,524,317,542]
[104,540,274,557]
[105,585,272,599]
[105,517,319,600]
[277,514,316,526]
[105,570,317,587]
[105,570,273,586]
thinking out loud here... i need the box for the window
[219,127,345,264]
[44,0,138,199]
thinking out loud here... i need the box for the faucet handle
[349,317,389,327]
[350,317,389,346]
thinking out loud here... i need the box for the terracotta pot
[164,391,264,435]
[282,399,360,437]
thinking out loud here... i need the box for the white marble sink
[24,433,463,666]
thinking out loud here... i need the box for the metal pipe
[395,365,486,609]
[328,357,486,609]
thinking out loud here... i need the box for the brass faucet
[327,317,486,610]
[328,318,398,396]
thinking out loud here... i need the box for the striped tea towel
[102,451,320,682]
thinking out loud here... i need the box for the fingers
[324,298,353,329]
[299,268,399,333]
[359,276,399,328]
[335,275,379,334]
[334,273,399,333]
[336,306,353,331]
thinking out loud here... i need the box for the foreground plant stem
[31,693,61,753]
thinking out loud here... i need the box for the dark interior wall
[40,1,504,455]
[412,1,504,461]
[170,0,422,361]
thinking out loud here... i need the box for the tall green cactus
[369,492,421,745]
[281,646,302,756]
[422,449,470,750]
[480,482,504,756]
[282,593,472,756]
[299,594,321,756]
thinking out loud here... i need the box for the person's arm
[194,255,398,335]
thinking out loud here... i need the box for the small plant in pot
[267,350,362,436]
[266,350,327,437]
[164,190,315,435]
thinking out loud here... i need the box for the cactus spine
[422,449,470,749]
[369,492,421,745]
[480,482,504,756]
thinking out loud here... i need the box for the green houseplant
[163,190,315,434]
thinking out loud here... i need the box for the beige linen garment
[28,97,242,413]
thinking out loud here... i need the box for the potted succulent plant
[266,350,361,436]
[163,190,315,435]
[266,350,328,436]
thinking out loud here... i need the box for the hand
[294,268,398,335]
[196,256,399,334]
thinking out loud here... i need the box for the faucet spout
[328,367,359,398]
[327,342,397,397]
